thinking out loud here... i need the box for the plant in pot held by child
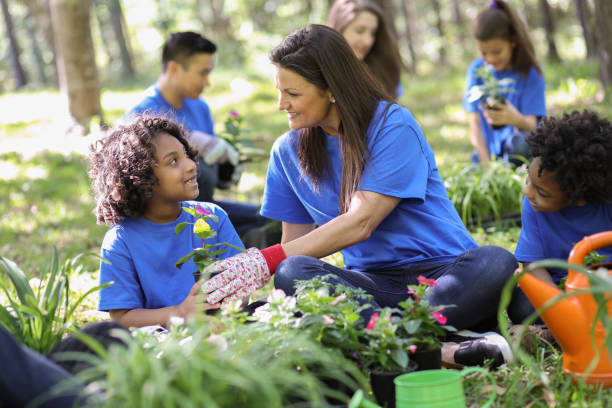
[395,276,457,370]
[467,63,516,130]
[174,204,244,282]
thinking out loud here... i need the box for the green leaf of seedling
[175,250,199,269]
[175,222,189,235]
[402,319,421,334]
[390,349,409,369]
[0,256,36,305]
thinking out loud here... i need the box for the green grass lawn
[1,58,612,406]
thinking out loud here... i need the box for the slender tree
[108,0,134,78]
[593,0,612,88]
[430,0,446,65]
[22,0,58,84]
[0,0,28,88]
[539,0,561,63]
[50,0,103,130]
[575,0,596,59]
[25,14,49,84]
[398,0,417,75]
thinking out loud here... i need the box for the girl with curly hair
[89,115,244,328]
[509,110,612,323]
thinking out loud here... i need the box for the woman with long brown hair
[202,24,518,367]
[327,0,403,99]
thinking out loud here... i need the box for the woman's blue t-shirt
[98,201,244,311]
[261,102,477,271]
[462,58,546,161]
[515,197,612,283]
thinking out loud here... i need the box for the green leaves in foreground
[0,249,111,353]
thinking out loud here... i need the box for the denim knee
[477,246,518,280]
[274,255,321,295]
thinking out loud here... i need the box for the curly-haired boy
[89,115,245,328]
[510,110,612,322]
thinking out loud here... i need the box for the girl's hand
[483,99,521,127]
[176,280,206,318]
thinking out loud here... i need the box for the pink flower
[230,110,240,118]
[366,312,379,330]
[417,275,438,287]
[432,311,447,325]
[195,205,212,215]
[409,344,418,354]
[322,315,334,325]
[407,287,420,302]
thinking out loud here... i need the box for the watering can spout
[517,272,586,356]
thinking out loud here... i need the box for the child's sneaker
[451,330,513,368]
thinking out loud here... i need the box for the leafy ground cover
[1,58,612,406]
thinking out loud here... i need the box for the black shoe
[452,330,513,368]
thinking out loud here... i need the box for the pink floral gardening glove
[202,248,271,304]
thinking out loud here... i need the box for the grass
[1,57,612,405]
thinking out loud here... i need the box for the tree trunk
[593,0,612,88]
[22,0,58,85]
[398,0,417,75]
[0,0,28,89]
[539,0,561,63]
[90,0,115,64]
[575,0,597,59]
[25,14,49,85]
[50,0,103,130]
[108,0,134,79]
[451,0,465,44]
[431,0,446,65]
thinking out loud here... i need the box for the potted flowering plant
[396,276,456,370]
[467,63,516,130]
[174,204,243,282]
[359,308,418,408]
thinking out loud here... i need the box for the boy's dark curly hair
[88,115,197,225]
[527,110,612,206]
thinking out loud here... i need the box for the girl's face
[150,131,199,205]
[341,10,378,60]
[523,157,571,213]
[476,37,514,71]
[275,66,340,135]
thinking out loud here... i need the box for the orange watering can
[518,231,612,387]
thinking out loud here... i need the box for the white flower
[330,293,347,305]
[168,316,185,327]
[268,289,287,303]
[322,315,334,325]
[207,334,228,351]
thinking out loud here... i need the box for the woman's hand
[201,248,271,304]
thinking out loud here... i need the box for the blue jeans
[274,246,518,331]
[0,325,80,407]
[196,158,267,238]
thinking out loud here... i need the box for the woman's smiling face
[274,65,339,135]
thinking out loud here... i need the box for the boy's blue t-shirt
[261,102,477,271]
[462,58,546,161]
[126,85,215,136]
[98,201,244,311]
[515,197,612,283]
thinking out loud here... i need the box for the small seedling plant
[468,63,516,129]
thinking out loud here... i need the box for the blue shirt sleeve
[99,227,146,311]
[515,197,545,263]
[261,133,314,224]
[360,105,429,201]
[518,68,546,118]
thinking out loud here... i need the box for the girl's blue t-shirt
[261,102,477,271]
[98,201,244,311]
[515,197,612,283]
[462,58,546,161]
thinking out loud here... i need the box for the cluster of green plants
[0,250,109,353]
[441,159,526,228]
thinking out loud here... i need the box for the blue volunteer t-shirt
[462,58,546,161]
[98,201,244,311]
[127,85,215,136]
[515,197,612,283]
[261,102,477,271]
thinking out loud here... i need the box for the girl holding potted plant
[202,24,517,368]
[463,0,546,166]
